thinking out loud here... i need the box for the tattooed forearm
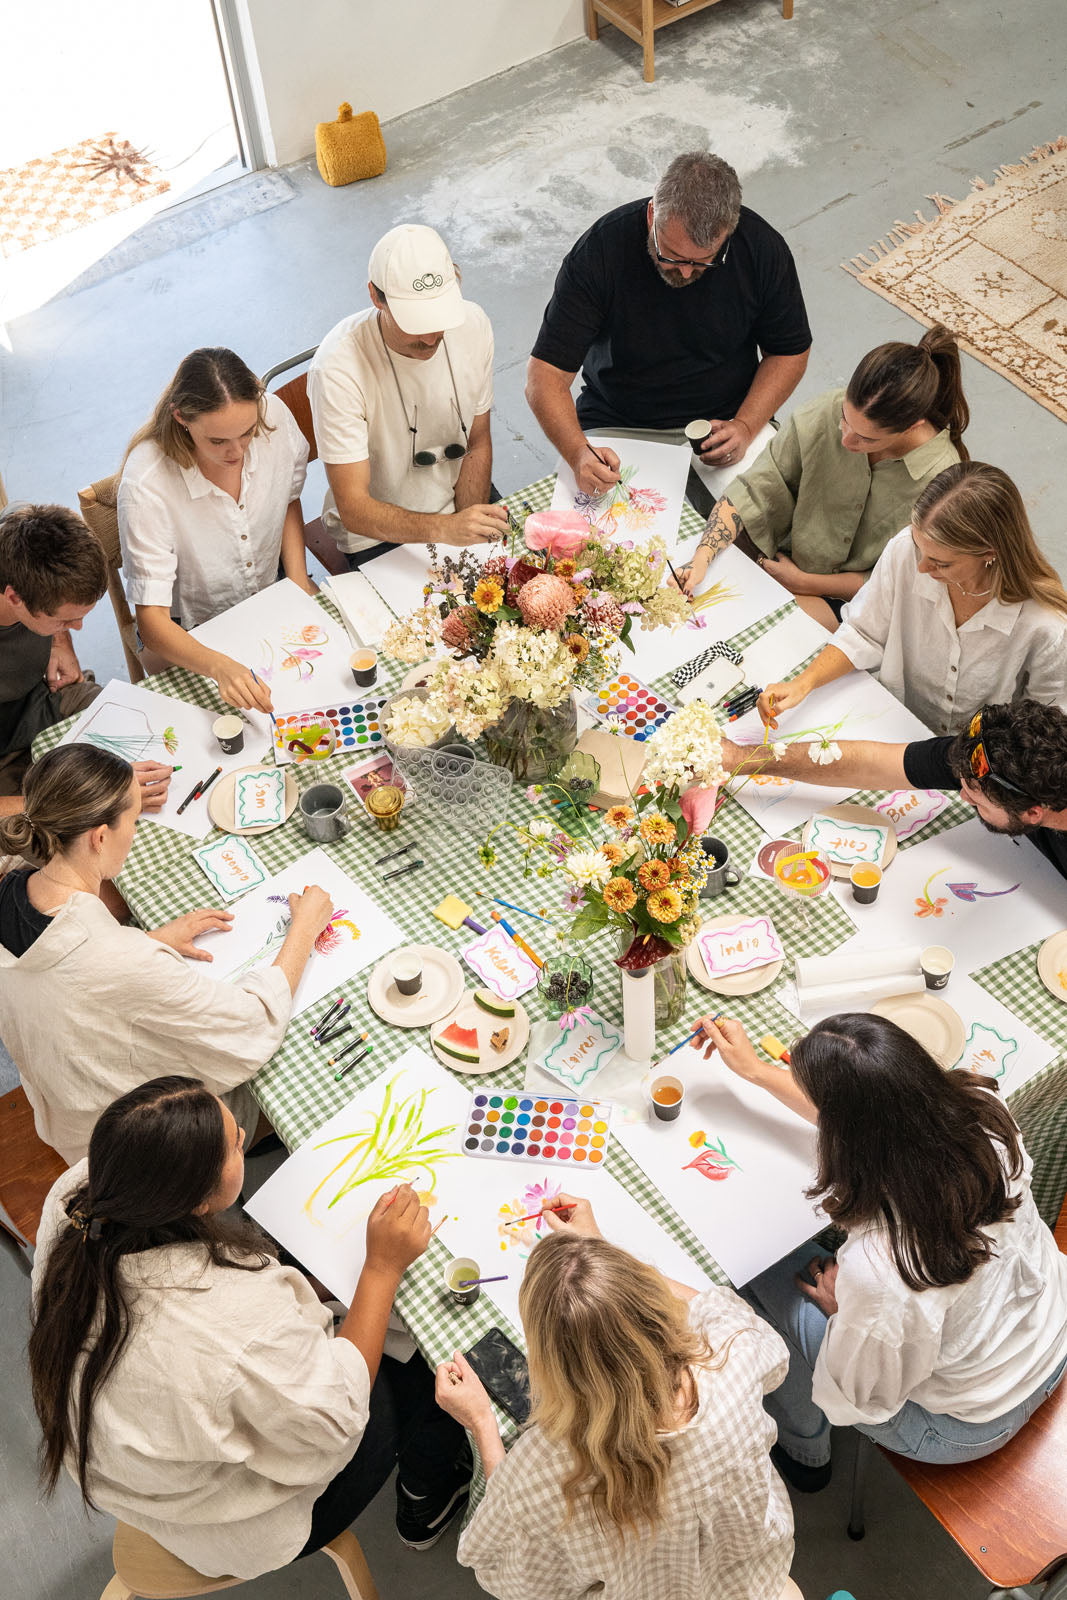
[697,496,746,556]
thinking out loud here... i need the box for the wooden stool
[847,1189,1067,1596]
[0,1085,67,1267]
[100,1521,379,1600]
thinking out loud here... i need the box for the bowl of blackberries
[538,954,594,1019]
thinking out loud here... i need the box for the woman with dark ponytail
[0,743,336,1163]
[29,1078,469,1578]
[677,325,967,627]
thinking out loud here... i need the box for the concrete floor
[1,0,1063,1592]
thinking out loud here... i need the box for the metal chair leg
[1040,1564,1067,1599]
[847,1431,873,1540]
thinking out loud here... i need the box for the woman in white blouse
[29,1077,471,1579]
[757,462,1067,736]
[692,1012,1067,1493]
[118,347,314,714]
[436,1202,801,1600]
[0,743,334,1162]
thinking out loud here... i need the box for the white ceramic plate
[870,991,966,1069]
[686,912,784,996]
[207,764,299,836]
[1036,930,1067,1003]
[366,945,465,1027]
[430,992,531,1075]
[801,803,898,880]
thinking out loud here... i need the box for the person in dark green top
[676,326,968,629]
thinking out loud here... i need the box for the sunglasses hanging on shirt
[379,318,469,468]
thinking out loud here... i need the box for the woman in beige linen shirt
[436,1201,800,1600]
[758,463,1067,737]
[0,744,334,1162]
[677,326,967,629]
[29,1077,470,1579]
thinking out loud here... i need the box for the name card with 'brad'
[461,925,539,1001]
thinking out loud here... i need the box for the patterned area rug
[843,138,1067,424]
[0,132,170,257]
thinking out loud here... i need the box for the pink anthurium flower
[679,784,720,838]
[523,510,592,559]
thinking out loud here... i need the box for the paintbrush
[429,1214,448,1239]
[456,1275,508,1288]
[505,1202,569,1226]
[666,1014,722,1056]
[476,891,552,925]
[490,909,543,968]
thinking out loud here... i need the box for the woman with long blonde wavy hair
[756,460,1067,737]
[435,1195,799,1600]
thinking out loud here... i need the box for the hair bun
[0,813,37,857]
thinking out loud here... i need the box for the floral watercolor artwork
[497,1179,563,1254]
[257,623,330,683]
[684,1131,743,1181]
[915,869,1020,917]
[226,895,362,981]
[572,465,668,535]
[78,700,179,761]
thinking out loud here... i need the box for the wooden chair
[99,1522,379,1600]
[78,475,145,683]
[261,348,348,579]
[847,1189,1067,1597]
[584,0,794,84]
[0,1085,67,1268]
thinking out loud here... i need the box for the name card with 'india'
[698,914,784,979]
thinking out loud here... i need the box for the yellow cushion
[315,103,387,187]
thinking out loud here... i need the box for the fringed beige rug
[843,138,1067,424]
[0,133,170,258]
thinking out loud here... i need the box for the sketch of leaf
[303,1073,461,1219]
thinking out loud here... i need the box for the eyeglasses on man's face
[650,218,732,271]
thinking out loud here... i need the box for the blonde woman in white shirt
[757,463,1067,736]
[29,1077,471,1580]
[691,1012,1067,1494]
[0,744,335,1162]
[118,347,313,714]
[436,1207,800,1600]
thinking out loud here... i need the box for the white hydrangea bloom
[641,700,726,791]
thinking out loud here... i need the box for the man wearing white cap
[309,224,507,564]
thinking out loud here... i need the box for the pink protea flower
[516,573,576,631]
[523,509,592,560]
[441,606,478,650]
[582,593,625,635]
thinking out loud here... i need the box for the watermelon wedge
[436,1021,481,1064]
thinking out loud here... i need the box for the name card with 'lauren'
[235,769,286,829]
[540,1012,624,1090]
[874,788,949,842]
[192,835,269,900]
[808,814,889,866]
[699,915,784,978]
[461,925,539,1001]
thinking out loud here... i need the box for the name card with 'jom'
[808,814,889,866]
[235,769,286,829]
[699,915,784,979]
[874,788,949,842]
[192,835,269,900]
[461,925,539,1001]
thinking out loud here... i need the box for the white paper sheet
[550,436,691,549]
[630,544,789,681]
[247,1046,712,1321]
[320,571,395,645]
[830,818,1066,977]
[189,846,404,1016]
[57,679,271,841]
[361,541,495,622]
[189,579,357,714]
[616,1054,821,1287]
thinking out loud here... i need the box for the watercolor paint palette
[272,699,387,765]
[462,1090,613,1167]
[581,673,675,741]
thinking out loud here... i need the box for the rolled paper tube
[797,973,925,1020]
[795,946,923,990]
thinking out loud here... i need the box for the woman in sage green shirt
[677,325,967,630]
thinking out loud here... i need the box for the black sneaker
[771,1442,832,1494]
[395,1461,473,1551]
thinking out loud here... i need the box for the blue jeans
[744,1238,1067,1468]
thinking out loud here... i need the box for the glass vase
[615,931,689,1036]
[483,694,578,784]
[538,953,594,1020]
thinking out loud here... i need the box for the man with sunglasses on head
[309,224,508,568]
[720,700,1067,879]
[526,150,811,516]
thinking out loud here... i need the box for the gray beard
[645,232,705,289]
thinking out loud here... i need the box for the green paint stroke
[304,1072,460,1217]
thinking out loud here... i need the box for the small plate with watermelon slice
[430,988,530,1075]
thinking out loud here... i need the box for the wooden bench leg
[583,0,600,40]
[782,0,794,17]
[642,0,655,80]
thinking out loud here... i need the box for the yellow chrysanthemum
[638,859,670,891]
[605,804,635,832]
[669,856,691,880]
[563,632,589,663]
[554,557,577,579]
[603,877,637,913]
[472,577,504,614]
[600,841,625,865]
[647,886,683,924]
[640,813,677,846]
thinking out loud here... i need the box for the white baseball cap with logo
[368,224,466,335]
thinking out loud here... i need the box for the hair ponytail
[29,1077,271,1503]
[0,745,133,865]
[846,323,970,460]
[122,347,272,471]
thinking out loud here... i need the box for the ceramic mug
[699,836,742,899]
[299,782,350,843]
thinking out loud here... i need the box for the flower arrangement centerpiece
[379,508,690,783]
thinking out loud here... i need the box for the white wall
[240,0,586,168]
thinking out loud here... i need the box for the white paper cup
[920,945,955,990]
[445,1257,480,1306]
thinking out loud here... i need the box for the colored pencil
[175,772,209,815]
[197,766,223,801]
[456,1275,508,1288]
[313,1001,350,1038]
[317,1021,352,1048]
[476,892,552,925]
[311,996,344,1035]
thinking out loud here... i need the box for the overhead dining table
[32,469,1067,1497]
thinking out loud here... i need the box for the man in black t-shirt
[721,700,1067,880]
[527,151,811,515]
